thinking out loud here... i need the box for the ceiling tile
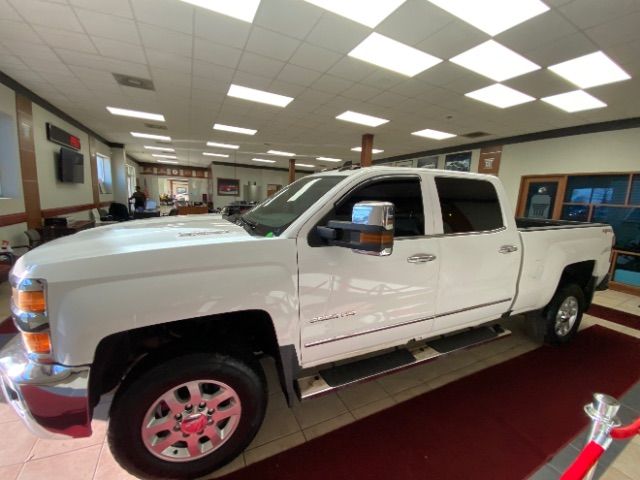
[417,20,488,59]
[139,23,192,57]
[193,38,241,68]
[10,0,84,32]
[0,0,20,20]
[254,0,323,39]
[496,10,577,56]
[32,26,98,54]
[311,74,353,94]
[368,90,409,108]
[559,0,640,29]
[505,69,577,99]
[277,63,323,86]
[237,51,285,77]
[1,40,56,60]
[194,9,251,48]
[584,10,640,48]
[341,83,382,101]
[524,31,596,66]
[245,26,300,62]
[131,0,193,34]
[0,19,41,43]
[92,36,146,64]
[359,70,405,90]
[289,42,341,72]
[327,56,379,82]
[69,0,134,18]
[75,8,140,44]
[377,0,453,46]
[305,14,369,54]
[145,49,190,73]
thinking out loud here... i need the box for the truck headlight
[10,277,52,359]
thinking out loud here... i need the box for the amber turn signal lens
[22,332,52,355]
[359,231,393,247]
[13,289,46,313]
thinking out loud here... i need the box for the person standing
[129,186,147,213]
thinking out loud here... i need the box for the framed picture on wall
[417,156,439,169]
[444,151,471,172]
[218,178,240,196]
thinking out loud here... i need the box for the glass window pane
[435,177,503,233]
[592,206,640,252]
[561,205,589,222]
[564,175,628,204]
[524,182,557,219]
[613,254,640,287]
[630,175,640,205]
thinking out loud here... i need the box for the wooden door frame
[516,175,568,219]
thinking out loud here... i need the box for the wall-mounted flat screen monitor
[57,147,84,183]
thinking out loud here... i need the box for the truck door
[432,176,520,333]
[298,175,440,367]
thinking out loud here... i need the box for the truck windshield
[240,175,345,236]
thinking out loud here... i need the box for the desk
[177,206,208,215]
[37,220,95,242]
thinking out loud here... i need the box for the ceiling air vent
[112,73,155,91]
[144,123,168,130]
[462,131,491,138]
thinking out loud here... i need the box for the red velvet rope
[560,441,604,480]
[611,418,640,439]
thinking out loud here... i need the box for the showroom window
[518,172,640,292]
[96,153,112,194]
[435,177,503,233]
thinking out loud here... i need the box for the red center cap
[181,414,207,434]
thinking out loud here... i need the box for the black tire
[542,283,586,345]
[108,352,266,480]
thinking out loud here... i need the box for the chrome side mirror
[317,201,395,256]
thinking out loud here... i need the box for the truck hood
[15,214,261,271]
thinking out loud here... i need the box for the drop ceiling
[1,0,639,171]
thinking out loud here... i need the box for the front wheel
[108,352,266,480]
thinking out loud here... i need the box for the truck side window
[435,177,503,234]
[332,178,425,237]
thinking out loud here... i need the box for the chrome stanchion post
[582,393,621,480]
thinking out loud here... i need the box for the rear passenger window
[435,177,504,233]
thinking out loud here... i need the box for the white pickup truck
[1,167,613,479]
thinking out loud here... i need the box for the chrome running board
[296,324,511,401]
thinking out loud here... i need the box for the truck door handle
[499,245,518,254]
[407,254,437,263]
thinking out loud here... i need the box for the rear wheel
[108,352,266,480]
[542,283,586,345]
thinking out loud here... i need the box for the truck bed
[516,217,609,230]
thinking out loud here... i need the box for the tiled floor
[0,287,638,480]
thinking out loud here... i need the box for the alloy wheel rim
[555,296,579,337]
[140,380,242,462]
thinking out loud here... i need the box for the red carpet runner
[588,304,640,330]
[221,326,640,480]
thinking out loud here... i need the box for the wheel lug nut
[185,404,193,411]
[175,414,182,420]
[173,424,180,431]
[199,402,206,409]
[207,409,214,415]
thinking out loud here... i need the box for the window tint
[332,178,425,237]
[435,177,503,233]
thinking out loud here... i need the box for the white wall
[210,163,307,207]
[32,103,94,220]
[499,127,640,210]
[0,83,26,246]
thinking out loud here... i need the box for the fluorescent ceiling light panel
[427,0,549,36]
[450,40,540,82]
[252,158,276,163]
[336,110,389,127]
[131,132,171,141]
[107,107,165,121]
[348,32,442,77]
[144,145,175,152]
[267,150,295,156]
[351,147,384,153]
[548,51,631,89]
[296,163,315,168]
[465,83,535,108]
[202,152,229,157]
[305,0,406,28]
[213,123,257,135]
[178,0,261,23]
[206,141,239,149]
[152,154,178,159]
[316,157,342,162]
[411,129,456,140]
[228,84,293,107]
[157,160,179,164]
[542,90,606,112]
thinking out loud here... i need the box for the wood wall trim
[89,136,100,207]
[41,203,96,218]
[16,94,42,229]
[0,212,28,227]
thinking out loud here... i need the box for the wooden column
[15,94,42,229]
[89,136,100,207]
[288,158,296,184]
[360,133,373,167]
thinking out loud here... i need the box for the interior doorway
[516,176,565,219]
